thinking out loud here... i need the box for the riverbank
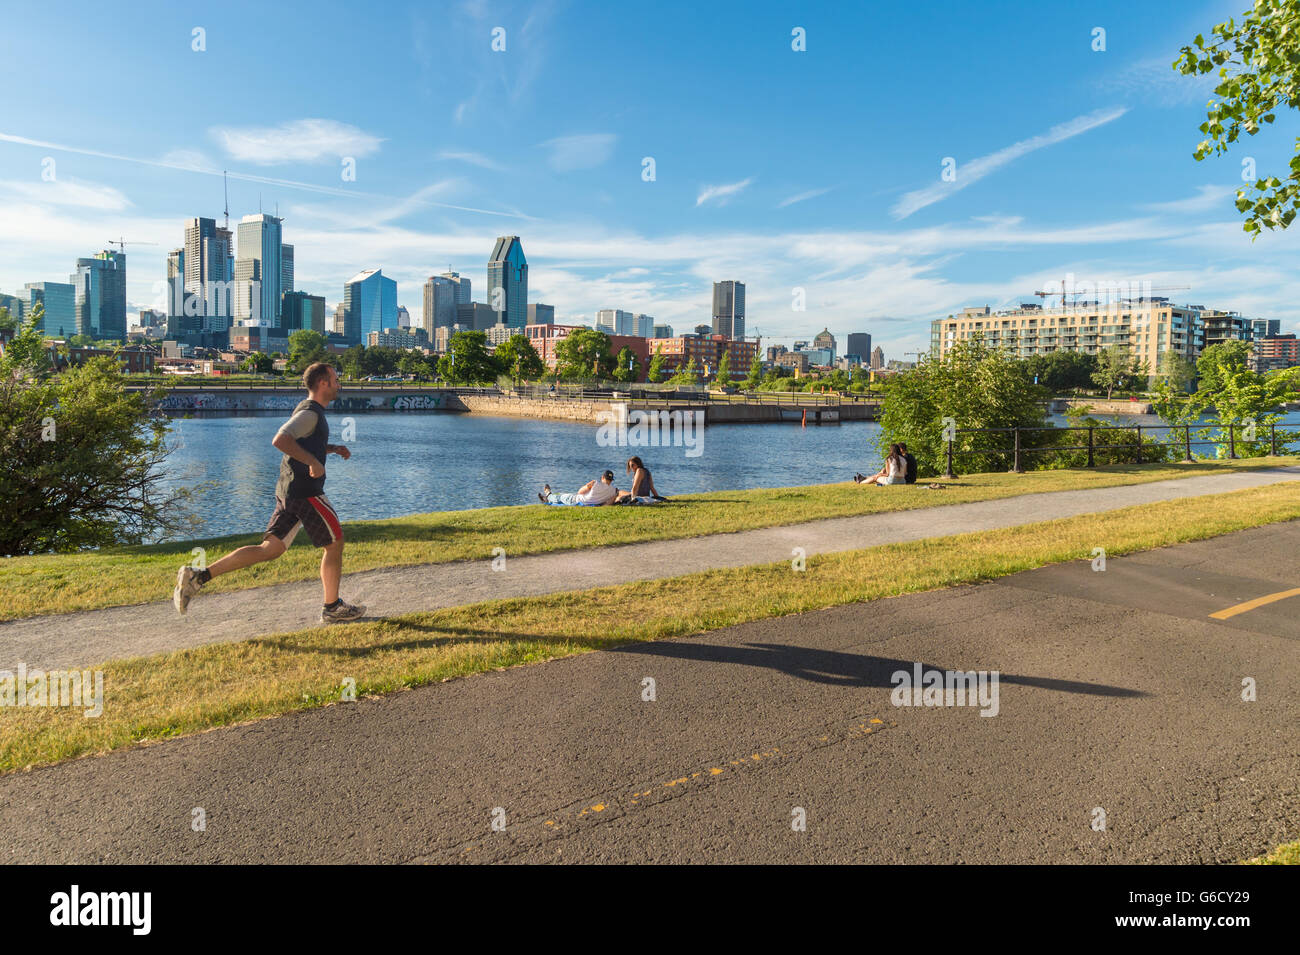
[2,457,1295,622]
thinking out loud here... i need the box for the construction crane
[107,237,158,254]
[1033,280,1191,308]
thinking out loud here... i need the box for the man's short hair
[303,362,334,392]
[602,470,614,481]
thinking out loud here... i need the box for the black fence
[942,422,1291,477]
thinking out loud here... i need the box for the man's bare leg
[207,536,287,579]
[321,539,343,605]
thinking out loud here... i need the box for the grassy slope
[4,481,1299,779]
[1,457,1294,621]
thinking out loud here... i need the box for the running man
[173,362,366,624]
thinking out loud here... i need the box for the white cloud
[436,149,505,171]
[1144,184,1240,215]
[0,177,130,211]
[891,106,1129,219]
[211,119,384,165]
[778,186,832,208]
[539,133,617,172]
[696,177,756,207]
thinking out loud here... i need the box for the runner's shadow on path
[613,640,1147,698]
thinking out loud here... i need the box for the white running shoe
[320,600,366,624]
[174,565,202,615]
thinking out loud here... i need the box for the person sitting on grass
[899,443,918,485]
[615,456,667,503]
[854,443,907,486]
[539,470,619,505]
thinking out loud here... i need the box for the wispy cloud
[436,149,505,171]
[696,177,755,207]
[1143,183,1239,215]
[1098,55,1218,107]
[778,186,832,208]
[0,177,130,211]
[891,106,1129,220]
[540,133,616,172]
[211,119,384,165]
[0,130,531,219]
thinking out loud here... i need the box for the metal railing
[941,422,1288,477]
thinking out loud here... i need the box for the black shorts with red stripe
[264,495,343,548]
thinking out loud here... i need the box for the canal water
[160,412,887,539]
[158,409,1300,540]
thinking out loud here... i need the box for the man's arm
[272,432,325,477]
[325,444,352,459]
[578,479,595,494]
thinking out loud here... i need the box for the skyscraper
[183,217,235,331]
[712,281,745,338]
[281,243,294,294]
[527,303,555,325]
[442,271,471,304]
[870,345,885,370]
[234,213,283,323]
[846,332,871,362]
[23,281,76,338]
[813,328,836,363]
[423,274,458,335]
[486,236,527,328]
[343,269,397,344]
[71,250,126,340]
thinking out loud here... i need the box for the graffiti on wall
[391,394,443,410]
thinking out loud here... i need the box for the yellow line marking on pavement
[1209,587,1300,619]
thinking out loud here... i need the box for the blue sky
[1,0,1297,357]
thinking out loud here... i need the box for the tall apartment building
[527,303,555,325]
[183,217,235,331]
[71,250,126,340]
[22,281,76,338]
[1255,334,1300,372]
[712,281,745,339]
[423,274,458,334]
[1200,309,1252,350]
[486,236,527,328]
[234,213,283,323]
[929,300,1202,374]
[342,269,397,344]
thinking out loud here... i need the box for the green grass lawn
[4,480,1300,778]
[2,457,1294,621]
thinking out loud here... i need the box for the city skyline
[1,0,1298,357]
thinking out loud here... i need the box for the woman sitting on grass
[615,456,666,504]
[855,444,907,486]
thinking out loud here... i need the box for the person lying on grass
[539,470,619,505]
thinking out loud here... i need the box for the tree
[1176,1,1300,235]
[340,344,367,381]
[0,306,16,332]
[0,306,193,553]
[1091,345,1137,399]
[287,329,331,373]
[239,351,273,374]
[879,339,1050,477]
[743,353,763,390]
[493,334,546,381]
[667,357,698,385]
[1186,341,1300,455]
[611,346,640,383]
[646,344,666,383]
[437,330,501,383]
[713,349,731,387]
[554,328,613,380]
